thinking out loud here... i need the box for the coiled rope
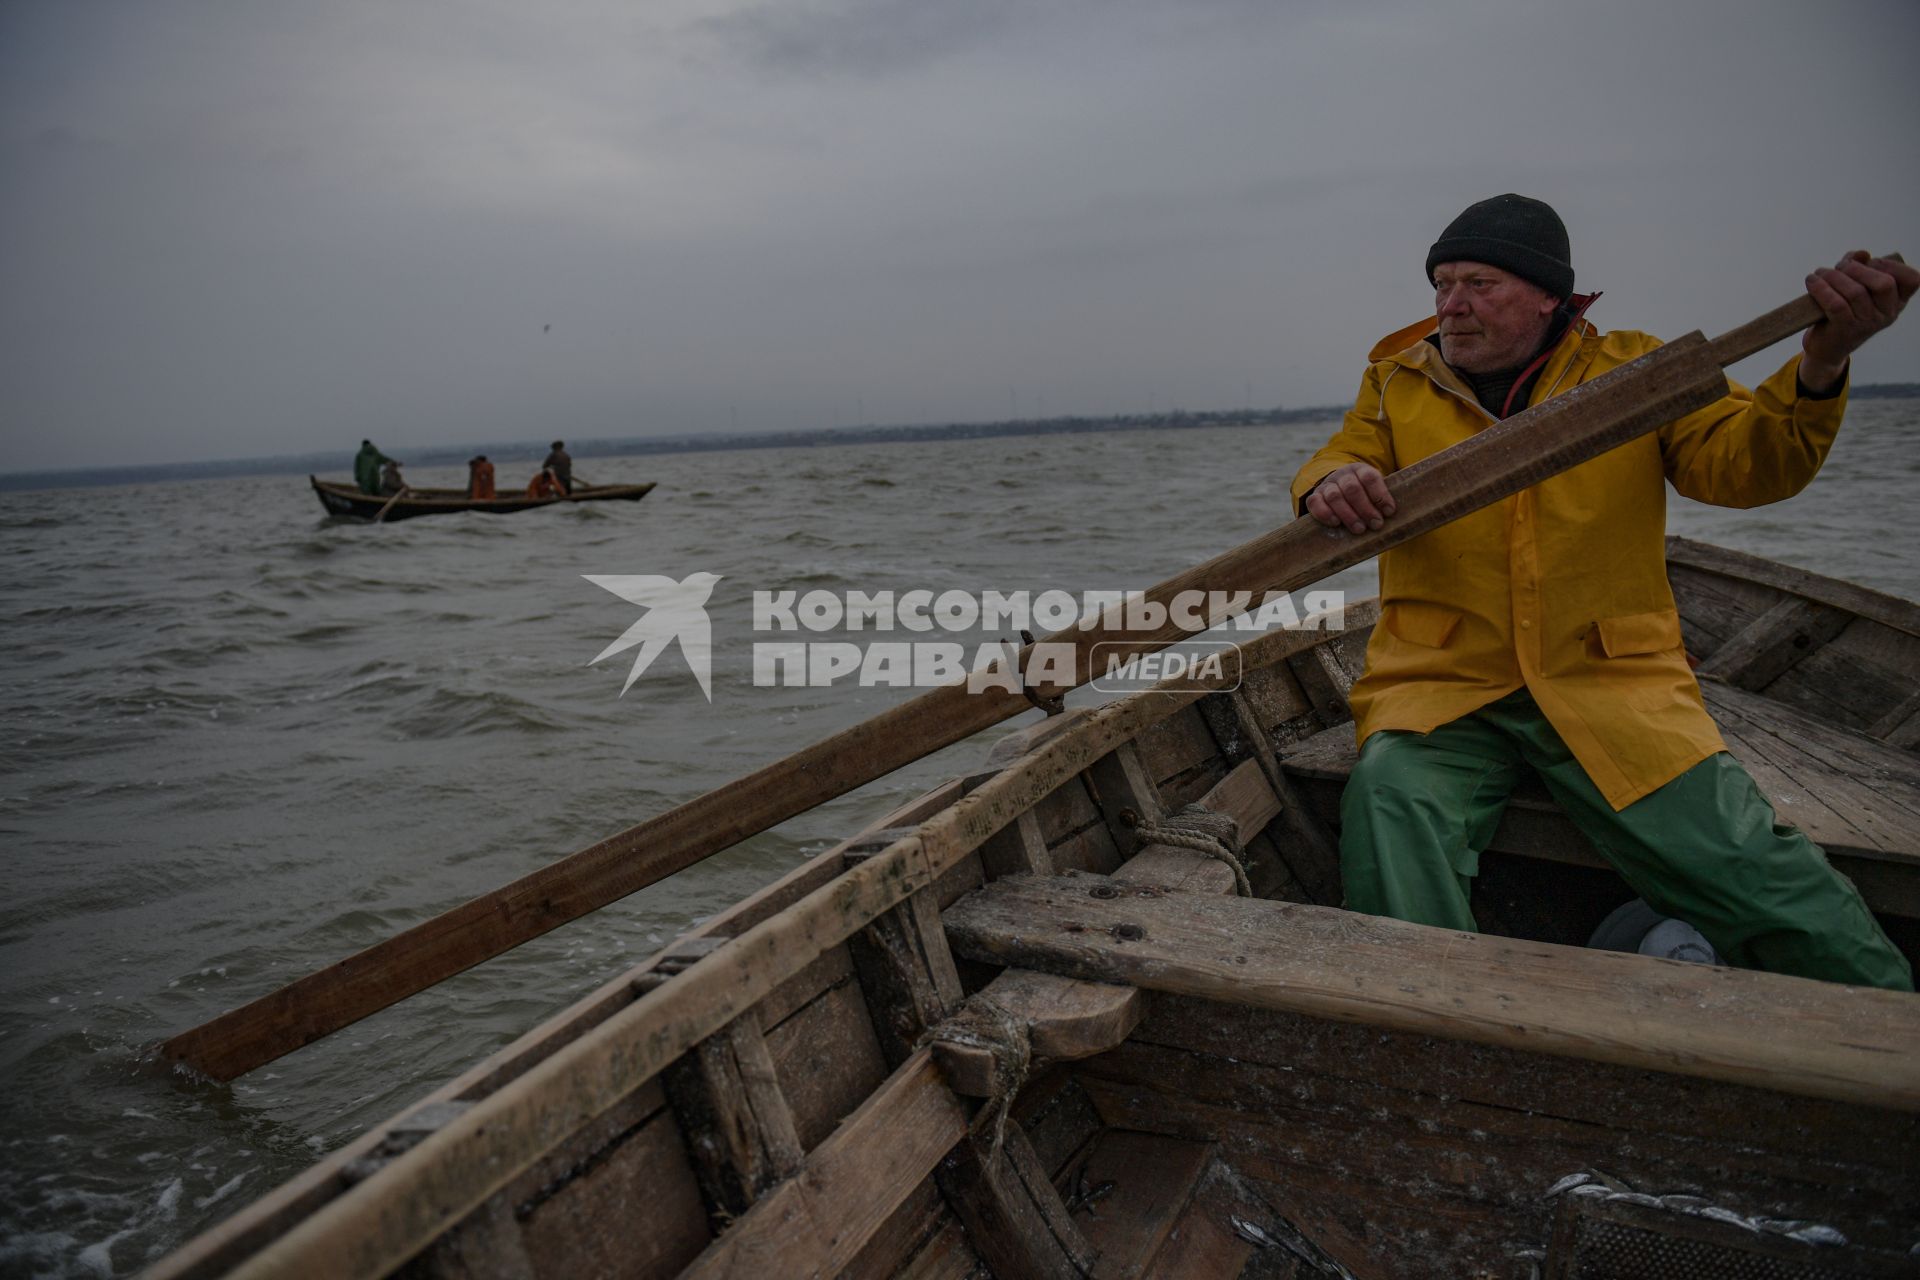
[1131,803,1252,896]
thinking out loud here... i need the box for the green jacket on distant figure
[353,440,393,496]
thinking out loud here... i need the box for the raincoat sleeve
[1290,362,1402,514]
[1656,351,1847,508]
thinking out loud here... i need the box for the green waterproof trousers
[1340,690,1913,991]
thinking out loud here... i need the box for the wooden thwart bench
[941,872,1920,1113]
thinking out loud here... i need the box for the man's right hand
[1305,463,1395,533]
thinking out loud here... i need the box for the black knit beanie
[1425,194,1574,300]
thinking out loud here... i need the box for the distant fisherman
[379,458,406,496]
[467,455,496,499]
[542,440,573,494]
[1294,194,1917,990]
[353,439,397,496]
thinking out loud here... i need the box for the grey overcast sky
[4,0,1917,470]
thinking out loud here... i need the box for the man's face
[1432,261,1558,374]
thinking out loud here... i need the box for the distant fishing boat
[309,476,656,521]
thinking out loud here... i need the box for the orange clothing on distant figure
[468,459,496,499]
[527,469,561,498]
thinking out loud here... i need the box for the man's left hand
[1800,251,1919,394]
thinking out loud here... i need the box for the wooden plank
[848,881,963,1068]
[838,1176,968,1280]
[765,978,890,1151]
[1086,1032,1913,1219]
[894,1218,984,1280]
[1869,689,1920,748]
[1195,757,1281,843]
[932,966,1147,1097]
[979,806,1054,877]
[1115,759,1279,896]
[1076,1051,1917,1278]
[681,1051,969,1280]
[515,1104,712,1280]
[1237,663,1312,738]
[1692,595,1851,689]
[1201,688,1346,906]
[1133,707,1224,797]
[1666,535,1920,641]
[403,1195,535,1280]
[1126,997,1914,1182]
[1064,1130,1215,1280]
[1087,741,1165,857]
[1014,1071,1104,1179]
[943,874,1920,1112]
[935,1128,1094,1280]
[662,1008,804,1224]
[1705,680,1920,861]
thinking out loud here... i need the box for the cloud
[2,0,1917,469]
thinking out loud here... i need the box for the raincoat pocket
[1384,601,1463,649]
[1593,610,1682,658]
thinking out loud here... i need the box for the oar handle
[1707,251,1904,367]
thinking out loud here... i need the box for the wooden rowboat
[309,476,656,521]
[148,536,1920,1280]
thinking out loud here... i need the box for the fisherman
[379,457,406,496]
[1293,194,1916,990]
[542,440,573,494]
[526,466,562,499]
[467,455,496,499]
[353,439,396,496]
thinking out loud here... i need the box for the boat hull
[310,476,656,521]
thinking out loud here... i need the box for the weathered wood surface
[935,1127,1095,1280]
[1079,1035,1916,1277]
[1666,535,1920,642]
[680,1051,969,1280]
[1870,690,1920,749]
[1064,1130,1216,1280]
[943,874,1920,1111]
[934,755,1280,1096]
[164,334,1729,1081]
[1691,595,1852,689]
[934,967,1146,1098]
[1075,995,1920,1278]
[663,1008,804,1224]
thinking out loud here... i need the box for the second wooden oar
[160,279,1846,1081]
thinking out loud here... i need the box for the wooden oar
[159,275,1871,1081]
[373,485,410,523]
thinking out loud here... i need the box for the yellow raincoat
[1291,315,1847,809]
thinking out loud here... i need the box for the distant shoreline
[0,405,1342,493]
[6,383,1916,494]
